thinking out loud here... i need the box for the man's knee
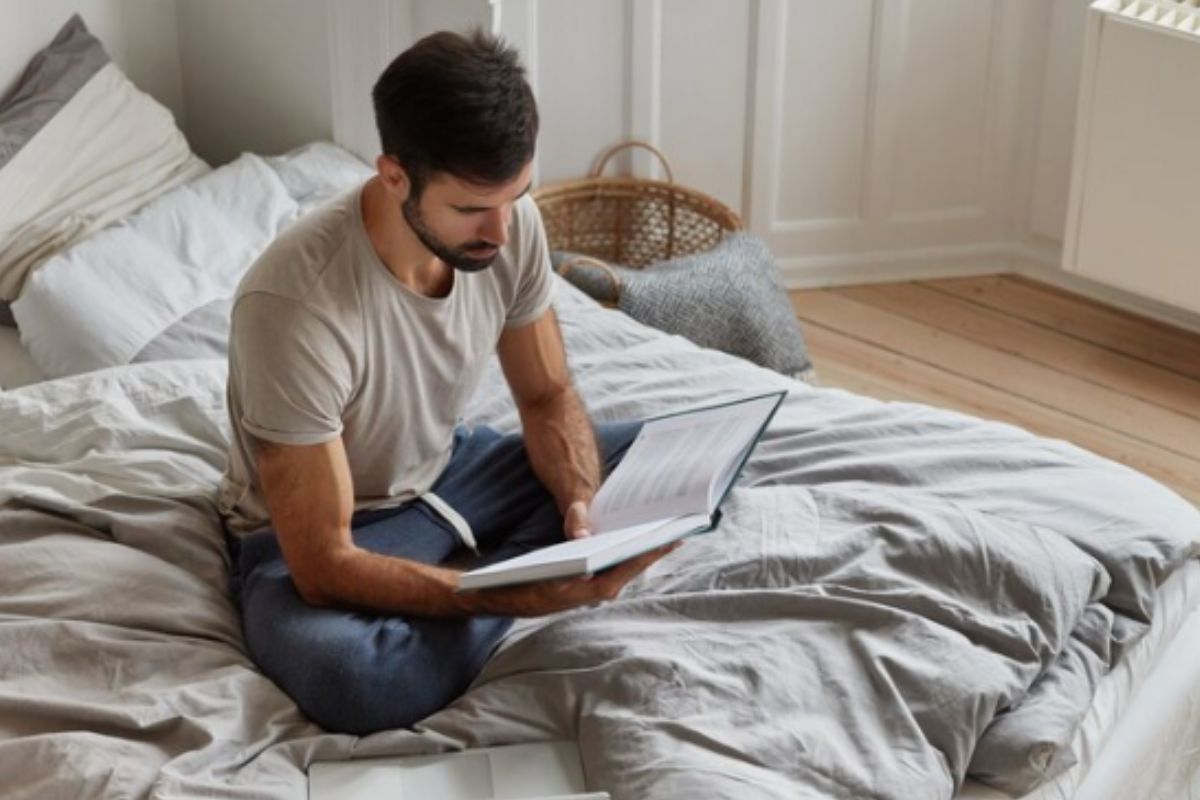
[296,637,429,734]
[250,608,512,735]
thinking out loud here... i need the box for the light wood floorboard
[790,275,1200,508]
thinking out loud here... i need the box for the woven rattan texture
[535,178,741,268]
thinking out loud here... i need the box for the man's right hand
[457,542,681,617]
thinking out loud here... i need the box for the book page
[709,436,757,509]
[591,394,780,533]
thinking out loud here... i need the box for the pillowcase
[551,233,816,383]
[12,143,372,379]
[0,14,208,300]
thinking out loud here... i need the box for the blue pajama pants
[227,421,642,735]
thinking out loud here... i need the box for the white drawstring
[420,491,479,554]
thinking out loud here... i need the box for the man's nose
[479,206,510,245]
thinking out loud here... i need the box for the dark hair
[372,29,538,197]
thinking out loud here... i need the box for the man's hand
[459,542,680,617]
[563,498,592,539]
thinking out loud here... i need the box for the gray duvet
[0,280,1196,799]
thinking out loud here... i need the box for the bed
[2,13,1199,800]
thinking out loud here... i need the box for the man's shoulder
[235,186,363,307]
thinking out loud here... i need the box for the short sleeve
[229,292,354,446]
[504,195,555,328]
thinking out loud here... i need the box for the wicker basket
[533,140,742,271]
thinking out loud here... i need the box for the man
[217,30,674,735]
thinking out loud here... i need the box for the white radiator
[1063,0,1200,315]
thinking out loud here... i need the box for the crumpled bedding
[1,280,1196,800]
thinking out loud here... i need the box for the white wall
[0,0,185,121]
[176,0,334,165]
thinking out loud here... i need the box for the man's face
[400,160,535,273]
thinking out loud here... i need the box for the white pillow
[12,144,372,379]
[0,15,207,300]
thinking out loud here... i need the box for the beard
[401,195,498,273]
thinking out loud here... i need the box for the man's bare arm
[254,436,469,614]
[497,308,603,538]
[253,435,671,616]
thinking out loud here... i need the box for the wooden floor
[789,274,1200,508]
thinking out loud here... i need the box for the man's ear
[375,155,411,203]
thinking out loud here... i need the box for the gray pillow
[552,233,815,382]
[0,15,108,170]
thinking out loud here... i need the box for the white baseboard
[1010,242,1200,336]
[780,239,1200,335]
[776,243,1012,289]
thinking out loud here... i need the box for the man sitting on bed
[216,29,674,735]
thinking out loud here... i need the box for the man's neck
[361,177,453,298]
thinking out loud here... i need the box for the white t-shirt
[218,185,554,533]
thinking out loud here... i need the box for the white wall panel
[775,0,875,226]
[533,0,628,185]
[657,0,751,212]
[328,0,416,165]
[748,0,1033,266]
[890,0,997,221]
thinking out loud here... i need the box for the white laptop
[308,740,609,800]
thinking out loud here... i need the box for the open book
[457,390,786,591]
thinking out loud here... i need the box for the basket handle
[556,255,622,306]
[589,140,675,183]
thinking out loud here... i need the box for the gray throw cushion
[552,233,815,382]
[0,15,108,170]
